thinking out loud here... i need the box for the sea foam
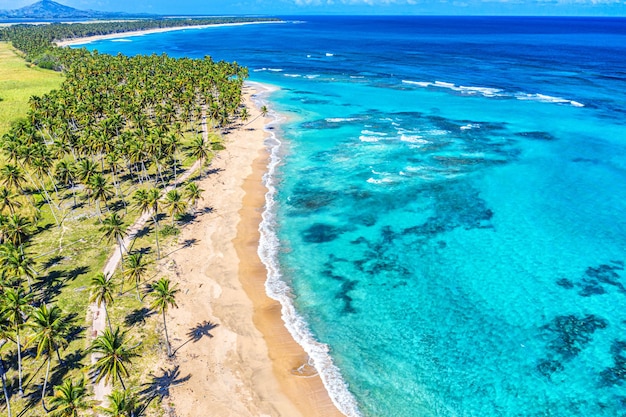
[402,79,584,107]
[254,85,363,417]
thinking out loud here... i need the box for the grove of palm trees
[0,18,258,417]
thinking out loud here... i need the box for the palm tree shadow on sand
[172,321,219,356]
[138,365,191,409]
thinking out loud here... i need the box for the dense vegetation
[0,17,280,67]
[0,18,257,417]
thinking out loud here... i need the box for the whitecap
[367,177,394,184]
[360,136,381,142]
[284,74,302,78]
[515,93,584,107]
[111,39,132,42]
[361,130,387,136]
[400,134,428,144]
[460,123,480,130]
[402,80,432,87]
[326,117,359,123]
[326,52,334,57]
[305,74,320,79]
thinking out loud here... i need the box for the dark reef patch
[556,262,625,297]
[302,223,343,243]
[402,186,494,238]
[600,340,626,386]
[515,131,557,141]
[556,278,575,289]
[286,183,337,215]
[537,314,608,378]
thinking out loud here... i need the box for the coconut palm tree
[48,378,89,417]
[149,278,179,357]
[123,253,146,301]
[28,303,72,411]
[1,214,33,248]
[100,212,127,274]
[89,272,115,330]
[186,136,210,169]
[0,243,37,291]
[100,389,140,417]
[0,336,12,417]
[163,190,187,224]
[89,327,138,390]
[132,188,162,259]
[0,164,25,192]
[183,182,203,212]
[54,160,78,207]
[0,187,22,215]
[87,173,114,217]
[0,287,32,397]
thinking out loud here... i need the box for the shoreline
[54,21,283,47]
[165,83,343,416]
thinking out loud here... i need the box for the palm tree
[0,287,32,396]
[132,188,162,259]
[0,243,37,291]
[76,158,98,188]
[28,303,72,411]
[149,278,179,357]
[0,187,22,215]
[100,389,140,417]
[89,272,115,330]
[243,104,268,126]
[1,214,33,248]
[54,160,78,207]
[183,182,203,212]
[48,378,89,417]
[100,212,127,274]
[0,336,12,417]
[89,327,138,390]
[163,190,187,224]
[186,136,210,169]
[87,173,114,217]
[123,253,146,301]
[0,164,25,191]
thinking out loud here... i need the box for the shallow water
[85,16,626,416]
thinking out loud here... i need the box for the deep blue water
[81,16,626,417]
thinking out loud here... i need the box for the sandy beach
[55,21,283,47]
[162,83,343,417]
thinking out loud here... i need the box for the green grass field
[0,42,63,136]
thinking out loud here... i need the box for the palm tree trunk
[41,357,51,412]
[118,237,125,293]
[135,278,141,301]
[16,330,23,397]
[152,215,161,260]
[163,310,171,357]
[0,341,12,417]
[104,303,112,331]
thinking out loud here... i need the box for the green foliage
[160,224,180,238]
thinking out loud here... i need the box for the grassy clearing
[0,42,63,136]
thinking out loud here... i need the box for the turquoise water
[83,17,626,416]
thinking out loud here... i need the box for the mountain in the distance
[0,0,157,19]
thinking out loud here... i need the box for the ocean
[80,16,626,417]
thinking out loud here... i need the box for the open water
[81,16,626,417]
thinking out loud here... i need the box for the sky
[2,0,626,16]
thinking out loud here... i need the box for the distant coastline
[55,20,284,47]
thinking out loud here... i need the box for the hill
[0,0,155,19]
